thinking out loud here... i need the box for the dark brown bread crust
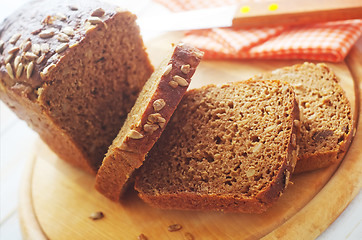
[95,44,203,201]
[135,80,300,213]
[252,63,353,173]
[0,0,153,173]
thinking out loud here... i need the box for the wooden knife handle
[232,0,362,28]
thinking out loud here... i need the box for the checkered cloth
[154,0,362,62]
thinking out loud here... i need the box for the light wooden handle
[232,0,362,28]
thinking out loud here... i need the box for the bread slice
[252,63,353,173]
[95,43,203,201]
[134,80,300,213]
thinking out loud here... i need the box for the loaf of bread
[252,63,353,173]
[0,0,153,173]
[135,80,300,213]
[95,43,203,201]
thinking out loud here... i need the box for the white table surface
[0,0,361,239]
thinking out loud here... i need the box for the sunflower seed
[6,63,14,79]
[168,80,178,88]
[9,33,21,44]
[91,8,105,17]
[89,211,104,220]
[31,29,41,35]
[39,29,55,39]
[88,16,102,24]
[19,38,28,48]
[153,99,166,112]
[173,75,189,87]
[32,44,41,55]
[39,43,50,54]
[57,33,69,42]
[181,64,191,74]
[16,63,23,78]
[42,15,55,25]
[128,130,143,139]
[62,26,75,36]
[27,61,34,79]
[5,54,13,64]
[14,56,21,70]
[8,46,19,54]
[147,113,162,124]
[55,13,67,21]
[168,224,182,232]
[144,123,159,133]
[24,52,39,60]
[68,5,78,11]
[163,64,172,76]
[138,234,148,240]
[22,41,32,52]
[246,167,256,178]
[36,55,45,64]
[55,43,69,53]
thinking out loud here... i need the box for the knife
[137,0,362,31]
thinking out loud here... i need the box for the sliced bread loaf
[95,43,203,201]
[252,63,353,173]
[0,0,154,173]
[135,80,300,213]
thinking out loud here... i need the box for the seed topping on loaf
[91,8,106,17]
[172,75,189,87]
[163,64,172,76]
[168,80,178,88]
[68,5,79,11]
[145,113,166,131]
[9,33,21,44]
[0,1,119,90]
[129,130,144,139]
[181,64,190,74]
[5,63,14,79]
[55,43,69,53]
[153,98,166,112]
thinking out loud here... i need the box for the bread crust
[95,44,203,201]
[135,80,300,213]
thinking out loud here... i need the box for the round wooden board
[19,33,362,240]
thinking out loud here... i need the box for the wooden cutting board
[19,33,362,240]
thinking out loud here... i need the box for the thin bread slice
[95,43,203,201]
[135,80,300,213]
[252,63,353,173]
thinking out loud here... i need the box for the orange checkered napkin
[154,0,362,62]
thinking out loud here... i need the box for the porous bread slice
[135,80,300,213]
[252,63,353,173]
[95,43,203,201]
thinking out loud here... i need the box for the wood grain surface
[19,33,361,240]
